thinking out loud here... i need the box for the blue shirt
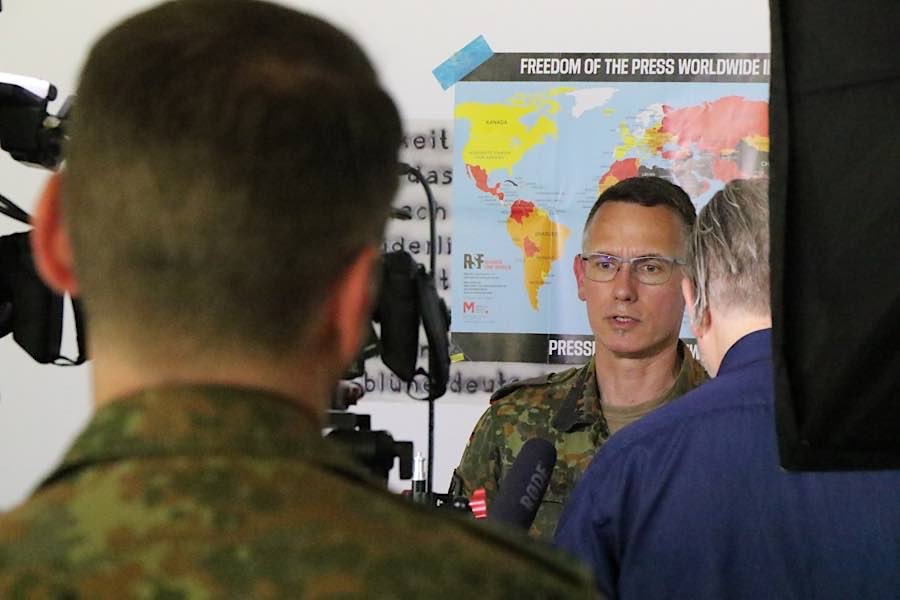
[555,329,900,599]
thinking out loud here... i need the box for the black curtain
[770,0,900,469]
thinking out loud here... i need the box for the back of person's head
[583,175,696,241]
[62,0,401,361]
[686,178,770,322]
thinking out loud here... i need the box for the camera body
[0,73,65,169]
[0,74,84,364]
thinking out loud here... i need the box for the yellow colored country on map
[506,201,571,310]
[743,134,769,152]
[456,87,573,174]
[613,122,672,160]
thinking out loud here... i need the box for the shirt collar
[717,328,773,375]
[551,360,599,432]
[41,384,358,489]
[551,341,706,433]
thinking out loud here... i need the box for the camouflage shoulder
[448,516,596,595]
[489,366,582,405]
[684,347,710,388]
[325,460,596,595]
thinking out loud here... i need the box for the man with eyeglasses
[451,176,708,541]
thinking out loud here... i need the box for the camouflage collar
[551,360,601,433]
[40,384,363,489]
[550,341,707,433]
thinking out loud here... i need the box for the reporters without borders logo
[463,253,484,269]
[464,253,512,272]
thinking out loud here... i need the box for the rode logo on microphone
[519,461,551,512]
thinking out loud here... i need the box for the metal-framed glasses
[579,253,685,285]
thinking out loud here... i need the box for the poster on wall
[450,52,770,364]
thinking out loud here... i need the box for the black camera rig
[328,163,452,495]
[0,73,84,365]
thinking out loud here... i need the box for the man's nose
[612,264,638,302]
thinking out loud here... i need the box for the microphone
[489,438,557,530]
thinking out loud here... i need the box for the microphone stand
[399,162,439,496]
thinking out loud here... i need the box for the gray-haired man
[556,179,900,599]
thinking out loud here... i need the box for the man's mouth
[611,315,638,323]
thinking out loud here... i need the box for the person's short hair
[63,0,401,358]
[686,178,770,322]
[582,176,696,245]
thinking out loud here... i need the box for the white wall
[0,0,769,509]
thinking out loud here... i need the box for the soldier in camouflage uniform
[0,385,594,597]
[0,1,594,597]
[452,177,709,541]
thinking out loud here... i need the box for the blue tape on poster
[432,36,493,90]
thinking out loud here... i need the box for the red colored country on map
[509,199,535,224]
[661,96,767,153]
[598,157,641,191]
[523,236,540,258]
[711,158,744,183]
[466,164,504,200]
[661,148,691,161]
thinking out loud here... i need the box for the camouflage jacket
[451,344,707,541]
[0,385,595,599]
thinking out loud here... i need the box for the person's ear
[574,254,587,301]
[681,277,709,338]
[327,245,379,366]
[30,172,79,296]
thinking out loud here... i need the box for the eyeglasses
[579,253,685,285]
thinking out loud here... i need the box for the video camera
[326,163,453,494]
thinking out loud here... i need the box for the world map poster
[450,53,769,363]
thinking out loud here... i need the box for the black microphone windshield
[489,437,557,530]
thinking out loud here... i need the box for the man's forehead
[582,201,686,253]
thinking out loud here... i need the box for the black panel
[771,0,900,469]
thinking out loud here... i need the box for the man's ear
[574,254,587,301]
[327,245,379,366]
[681,277,709,338]
[30,172,79,296]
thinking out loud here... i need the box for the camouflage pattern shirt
[0,385,596,599]
[451,343,707,541]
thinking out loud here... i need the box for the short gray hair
[686,179,770,323]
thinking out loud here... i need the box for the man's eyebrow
[583,251,668,258]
